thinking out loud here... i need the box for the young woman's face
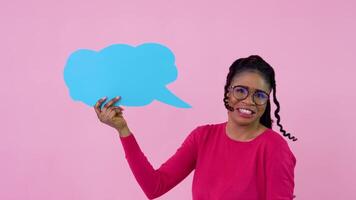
[227,71,271,127]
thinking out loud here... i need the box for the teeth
[238,108,253,114]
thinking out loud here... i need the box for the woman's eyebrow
[234,84,248,88]
[255,88,268,93]
[234,85,268,93]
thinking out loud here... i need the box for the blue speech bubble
[63,43,191,108]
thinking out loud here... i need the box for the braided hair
[223,55,298,141]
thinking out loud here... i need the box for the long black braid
[223,55,298,141]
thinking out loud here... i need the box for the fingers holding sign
[94,96,129,134]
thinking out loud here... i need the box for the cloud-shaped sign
[63,43,191,108]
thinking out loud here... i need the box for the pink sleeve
[119,128,199,199]
[265,141,297,200]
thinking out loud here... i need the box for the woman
[94,55,297,199]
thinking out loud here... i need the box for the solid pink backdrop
[1,0,355,199]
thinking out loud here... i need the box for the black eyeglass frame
[228,85,270,105]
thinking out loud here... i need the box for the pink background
[1,0,355,199]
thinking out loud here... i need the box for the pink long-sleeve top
[120,122,296,199]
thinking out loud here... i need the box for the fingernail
[115,96,120,99]
[101,96,107,100]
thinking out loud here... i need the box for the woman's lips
[236,108,255,118]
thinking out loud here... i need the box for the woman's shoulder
[263,129,297,162]
[191,122,226,135]
[195,121,226,129]
[186,122,227,143]
[264,128,291,145]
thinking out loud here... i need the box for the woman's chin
[235,119,254,126]
[229,113,258,126]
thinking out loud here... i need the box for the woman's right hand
[94,96,131,136]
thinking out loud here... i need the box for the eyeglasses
[228,85,270,105]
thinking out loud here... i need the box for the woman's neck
[226,119,264,141]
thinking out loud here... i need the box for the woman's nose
[241,93,255,105]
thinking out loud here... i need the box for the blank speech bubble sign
[63,43,192,108]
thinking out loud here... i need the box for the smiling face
[227,71,271,127]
